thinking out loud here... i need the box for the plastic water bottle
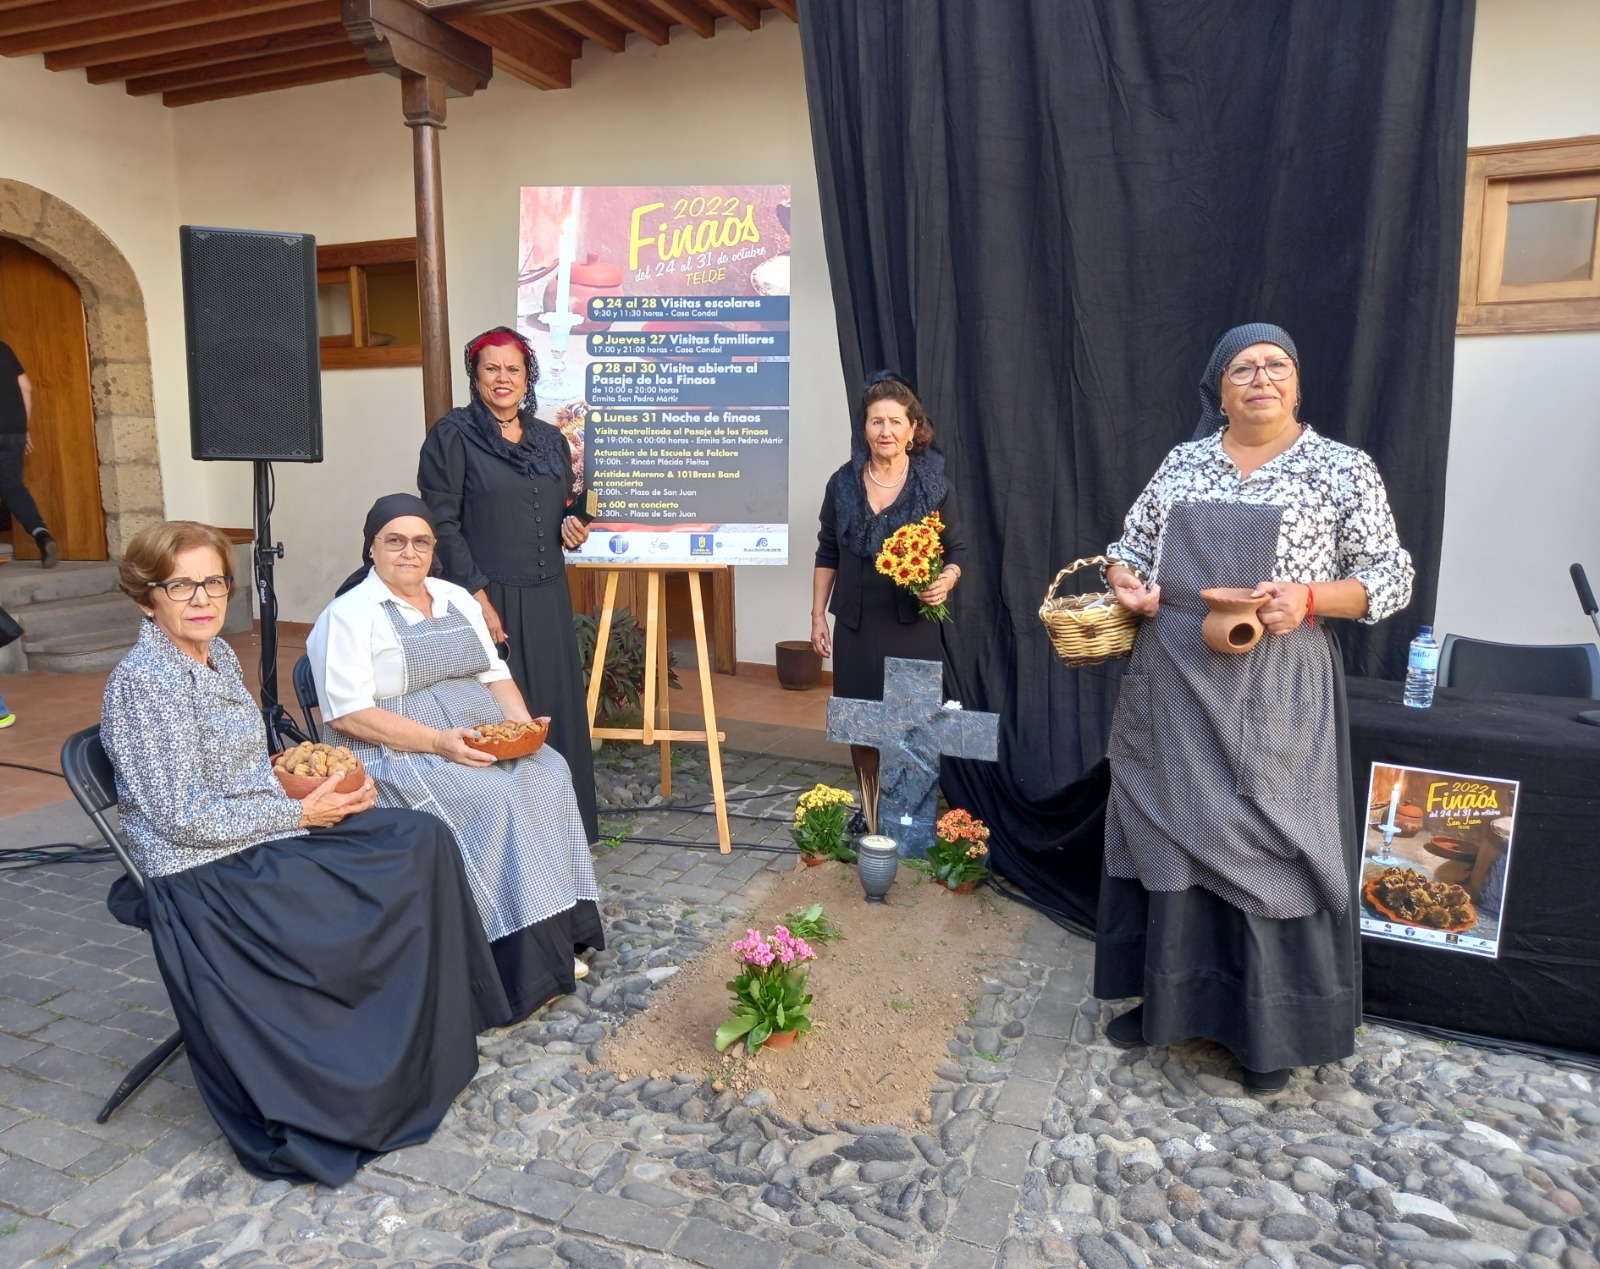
[1403,626,1439,708]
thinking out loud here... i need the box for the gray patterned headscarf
[1193,322,1299,440]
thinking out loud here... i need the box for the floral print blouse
[1105,425,1414,624]
[101,620,306,878]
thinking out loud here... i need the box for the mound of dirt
[603,859,1030,1126]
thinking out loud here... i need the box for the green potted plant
[714,924,817,1053]
[572,606,681,727]
[790,783,857,865]
[909,808,992,893]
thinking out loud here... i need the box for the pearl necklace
[865,459,909,489]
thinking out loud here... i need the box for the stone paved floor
[1,744,1598,1269]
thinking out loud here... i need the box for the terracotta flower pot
[801,854,827,868]
[775,640,823,690]
[1199,587,1268,654]
[760,1028,798,1050]
[942,879,977,895]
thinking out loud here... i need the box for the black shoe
[34,530,59,569]
[1242,1066,1292,1093]
[1105,1004,1146,1048]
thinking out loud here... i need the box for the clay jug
[1199,587,1268,654]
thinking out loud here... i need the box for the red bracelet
[1305,583,1316,627]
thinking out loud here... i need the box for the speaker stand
[252,460,307,750]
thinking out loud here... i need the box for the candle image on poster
[517,185,791,565]
[1359,763,1519,958]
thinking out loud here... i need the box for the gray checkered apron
[1104,500,1347,919]
[334,600,599,941]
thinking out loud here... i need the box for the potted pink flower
[714,924,817,1053]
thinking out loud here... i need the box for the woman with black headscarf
[418,327,599,844]
[1094,323,1413,1091]
[812,372,966,821]
[307,493,604,1019]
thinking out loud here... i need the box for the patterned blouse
[1105,425,1414,624]
[101,620,306,878]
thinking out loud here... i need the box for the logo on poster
[608,535,630,554]
[690,534,714,557]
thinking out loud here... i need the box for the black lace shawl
[443,398,572,485]
[827,445,949,559]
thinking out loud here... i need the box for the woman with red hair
[418,326,599,843]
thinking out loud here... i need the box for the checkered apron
[1104,500,1347,919]
[335,600,598,941]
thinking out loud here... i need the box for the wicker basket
[1039,556,1141,667]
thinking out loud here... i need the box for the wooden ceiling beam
[343,0,493,96]
[766,0,795,21]
[162,54,372,107]
[125,41,363,95]
[449,11,570,89]
[41,1,337,70]
[85,23,347,85]
[543,4,626,54]
[642,0,713,39]
[420,0,578,12]
[702,0,759,32]
[586,0,669,47]
[505,8,582,59]
[0,0,303,55]
[0,0,177,38]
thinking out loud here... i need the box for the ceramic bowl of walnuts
[464,717,551,761]
[272,742,366,797]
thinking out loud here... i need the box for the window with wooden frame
[1459,135,1600,335]
[316,238,424,368]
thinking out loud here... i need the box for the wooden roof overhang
[0,0,799,107]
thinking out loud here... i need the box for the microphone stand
[254,460,309,750]
[1572,563,1600,727]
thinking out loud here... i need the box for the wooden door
[0,237,106,560]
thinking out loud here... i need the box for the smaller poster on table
[1359,763,1519,958]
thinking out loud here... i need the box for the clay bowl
[273,759,366,798]
[464,717,551,762]
[1395,803,1425,835]
[1198,587,1268,654]
[1425,834,1479,861]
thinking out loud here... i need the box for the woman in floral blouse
[1092,323,1413,1092]
[100,521,511,1185]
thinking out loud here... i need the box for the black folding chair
[291,653,321,742]
[60,725,186,1123]
[1438,634,1600,699]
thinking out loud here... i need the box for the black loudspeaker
[180,225,322,462]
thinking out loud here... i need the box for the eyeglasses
[378,534,436,554]
[1224,358,1296,386]
[149,575,233,602]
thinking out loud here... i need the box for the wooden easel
[577,563,731,852]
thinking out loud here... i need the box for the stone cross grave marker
[826,657,1000,857]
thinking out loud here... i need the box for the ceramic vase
[1199,587,1268,654]
[856,834,899,904]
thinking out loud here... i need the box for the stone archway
[0,178,163,555]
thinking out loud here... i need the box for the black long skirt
[832,571,943,702]
[137,810,513,1186]
[492,899,606,1020]
[488,575,600,843]
[1093,627,1362,1072]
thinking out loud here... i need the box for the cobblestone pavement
[1,744,1598,1269]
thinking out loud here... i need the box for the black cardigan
[814,474,966,631]
[418,415,588,591]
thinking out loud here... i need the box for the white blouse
[307,569,510,720]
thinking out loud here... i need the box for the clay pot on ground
[775,640,823,690]
[759,1028,798,1050]
[1199,587,1268,654]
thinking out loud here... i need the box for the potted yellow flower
[791,783,857,865]
[913,808,992,892]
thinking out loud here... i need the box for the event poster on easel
[517,184,792,566]
[1359,762,1520,958]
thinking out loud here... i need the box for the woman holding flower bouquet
[812,373,965,820]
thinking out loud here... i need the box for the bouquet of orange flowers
[875,511,949,621]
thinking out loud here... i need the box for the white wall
[168,16,847,655]
[0,54,212,525]
[1436,0,1600,647]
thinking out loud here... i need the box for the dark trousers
[0,435,47,537]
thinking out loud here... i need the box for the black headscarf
[1193,322,1300,440]
[335,493,436,597]
[827,370,949,559]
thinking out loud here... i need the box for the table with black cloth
[1346,676,1600,1057]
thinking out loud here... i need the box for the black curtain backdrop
[801,0,1474,924]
